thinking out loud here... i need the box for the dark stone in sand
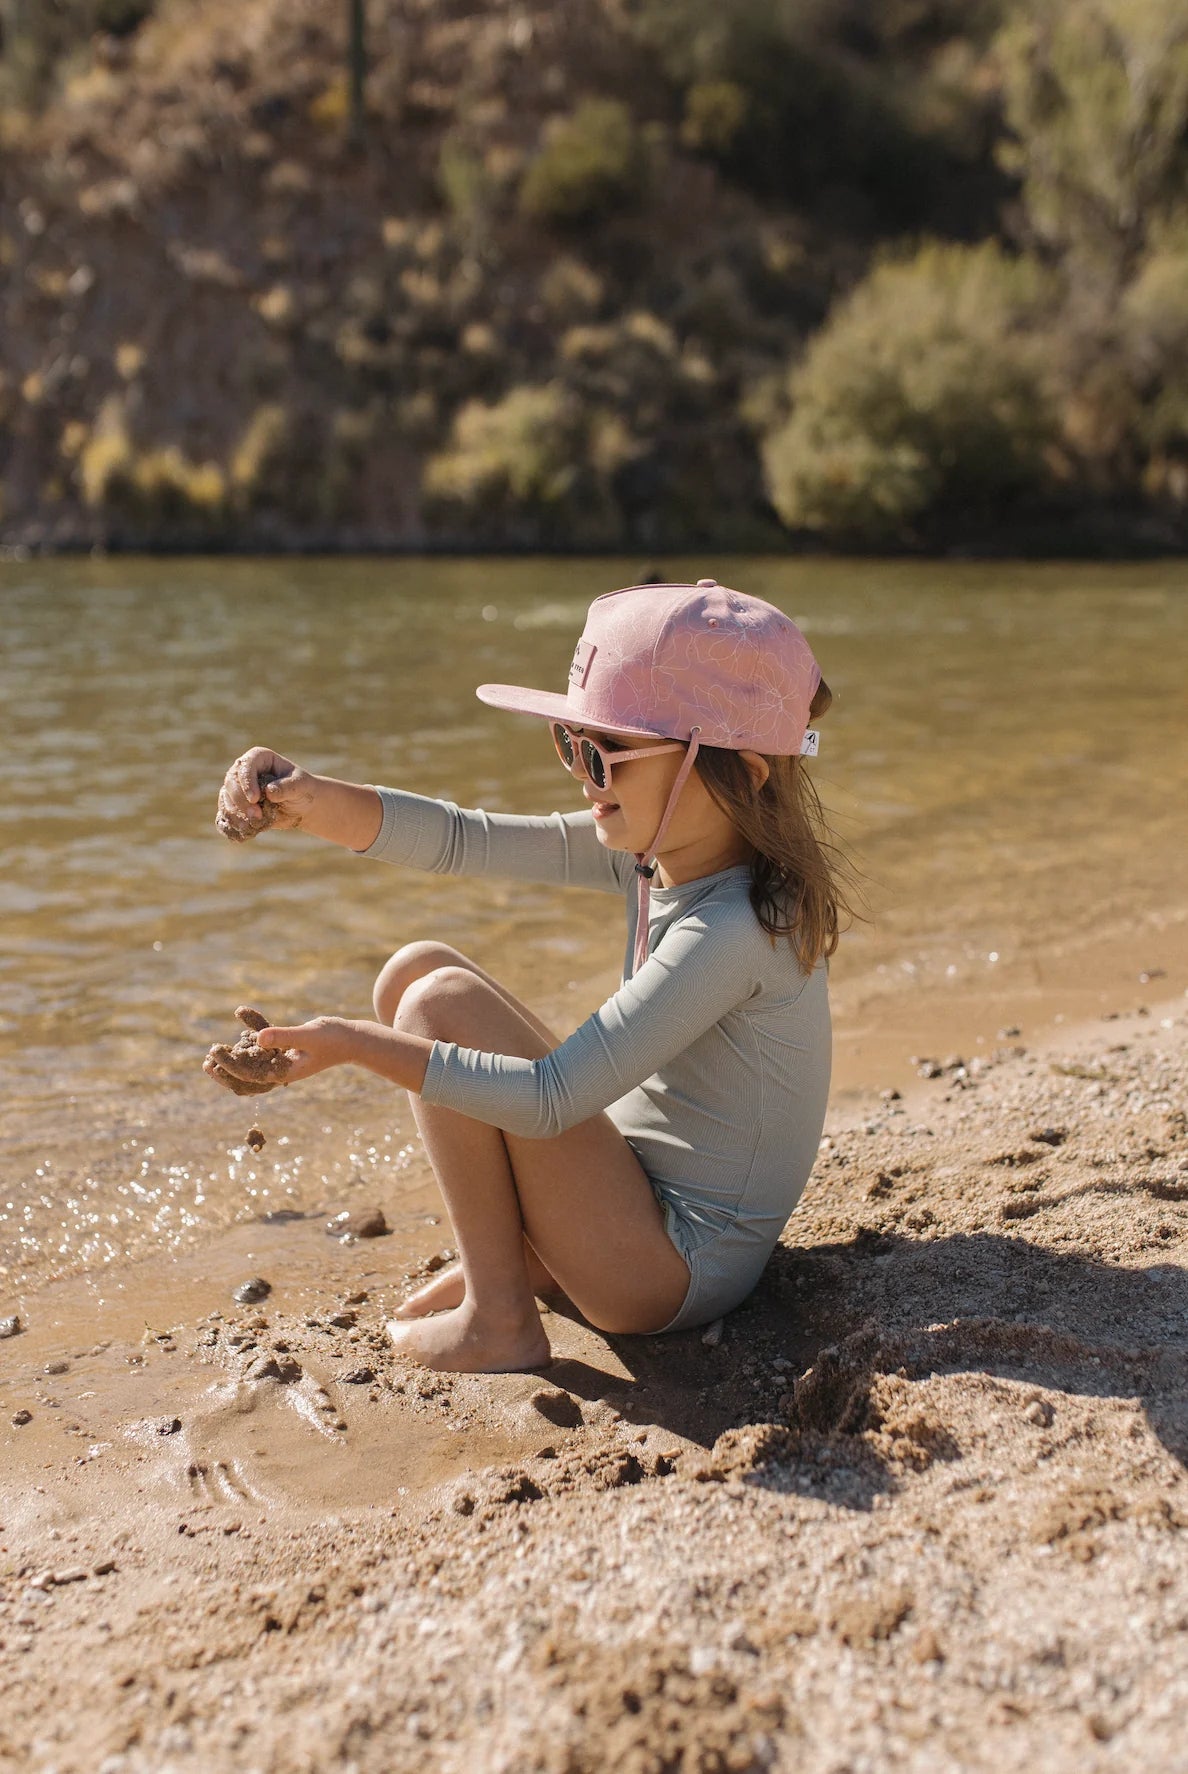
[233,1276,272,1305]
[43,1360,69,1375]
[11,1409,32,1427]
[206,1006,293,1098]
[0,1315,21,1339]
[246,1127,266,1152]
[327,1311,357,1329]
[342,1366,375,1384]
[154,1417,182,1436]
[325,1207,388,1240]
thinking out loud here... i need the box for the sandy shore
[3,990,1188,1771]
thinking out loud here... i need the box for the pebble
[1024,1398,1054,1427]
[11,1409,32,1427]
[327,1310,357,1329]
[0,1315,21,1339]
[341,1366,376,1385]
[233,1277,272,1305]
[44,1359,70,1375]
[246,1127,266,1153]
[325,1207,388,1240]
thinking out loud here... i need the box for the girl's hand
[216,746,318,840]
[253,1016,360,1083]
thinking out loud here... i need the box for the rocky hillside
[2,0,1186,553]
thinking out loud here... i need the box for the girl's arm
[204,1016,433,1093]
[364,786,630,894]
[217,749,628,891]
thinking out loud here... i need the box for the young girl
[206,579,849,1374]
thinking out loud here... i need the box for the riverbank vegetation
[2,0,1187,552]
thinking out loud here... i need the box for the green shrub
[423,382,633,544]
[1121,230,1188,455]
[681,80,748,156]
[423,384,579,510]
[438,133,495,235]
[0,0,155,106]
[628,0,1005,224]
[995,0,1188,275]
[761,240,1059,542]
[519,99,646,226]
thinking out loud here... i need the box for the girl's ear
[738,750,770,793]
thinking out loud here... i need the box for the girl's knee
[392,963,480,1039]
[373,941,468,1024]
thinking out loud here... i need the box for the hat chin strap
[631,728,701,977]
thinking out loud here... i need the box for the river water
[3,554,1187,1297]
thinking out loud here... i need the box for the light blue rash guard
[363,787,832,1331]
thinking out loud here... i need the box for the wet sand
[4,967,1188,1771]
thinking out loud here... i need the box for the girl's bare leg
[376,943,565,1321]
[372,943,690,1373]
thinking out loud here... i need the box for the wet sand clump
[205,1006,293,1096]
[216,773,281,843]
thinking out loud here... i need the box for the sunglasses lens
[553,723,575,768]
[580,739,609,790]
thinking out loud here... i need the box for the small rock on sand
[325,1208,388,1240]
[233,1277,272,1305]
[11,1409,32,1427]
[0,1315,21,1339]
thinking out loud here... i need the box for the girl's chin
[590,807,629,846]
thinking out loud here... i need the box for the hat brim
[475,682,669,741]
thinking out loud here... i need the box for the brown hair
[693,679,860,973]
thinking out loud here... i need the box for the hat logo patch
[569,639,597,688]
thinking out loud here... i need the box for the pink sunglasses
[551,722,684,792]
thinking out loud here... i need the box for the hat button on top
[696,577,718,588]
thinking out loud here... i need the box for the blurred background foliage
[2,0,1188,551]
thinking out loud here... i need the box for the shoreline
[5,530,1188,562]
[3,982,1187,1769]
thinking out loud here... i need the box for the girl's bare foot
[392,1257,571,1320]
[392,1263,466,1319]
[385,1303,551,1374]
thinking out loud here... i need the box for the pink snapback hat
[477,578,821,756]
[477,580,823,979]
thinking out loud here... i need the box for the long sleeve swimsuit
[364,787,832,1332]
